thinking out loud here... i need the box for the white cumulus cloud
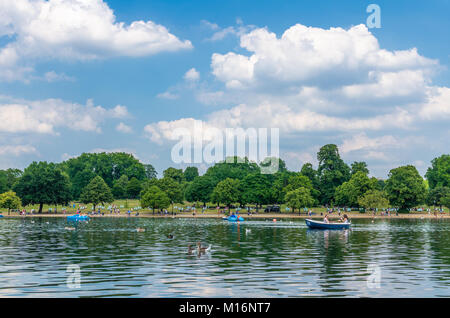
[184,68,200,81]
[0,96,129,134]
[116,122,132,134]
[211,24,437,89]
[0,0,192,81]
[0,145,38,156]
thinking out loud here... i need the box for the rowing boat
[305,218,350,230]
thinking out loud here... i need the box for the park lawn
[1,199,448,216]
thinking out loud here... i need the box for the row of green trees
[0,146,449,213]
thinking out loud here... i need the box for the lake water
[0,217,449,297]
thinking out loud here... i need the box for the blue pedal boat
[305,218,350,230]
[223,215,244,222]
[67,215,90,221]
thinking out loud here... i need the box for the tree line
[0,145,449,214]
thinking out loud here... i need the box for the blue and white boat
[67,215,90,221]
[223,215,244,222]
[305,218,350,230]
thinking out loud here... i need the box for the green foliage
[211,178,241,207]
[183,167,199,182]
[185,175,216,205]
[425,154,450,189]
[112,175,128,199]
[317,144,351,205]
[144,164,157,179]
[300,163,320,189]
[426,186,450,207]
[140,186,170,211]
[126,177,142,199]
[259,157,287,174]
[269,171,296,203]
[358,190,389,210]
[334,171,378,207]
[441,193,450,210]
[13,161,71,212]
[284,187,315,212]
[79,176,114,209]
[158,177,184,205]
[204,156,260,183]
[140,178,159,194]
[377,179,386,190]
[241,173,273,207]
[0,191,21,212]
[4,146,449,213]
[385,165,426,210]
[163,167,184,183]
[0,172,7,194]
[351,161,369,175]
[0,169,22,193]
[61,152,146,199]
[284,174,313,193]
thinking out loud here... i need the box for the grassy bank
[1,199,448,219]
[2,210,449,219]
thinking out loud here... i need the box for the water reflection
[0,217,449,297]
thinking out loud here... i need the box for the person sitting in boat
[340,214,349,223]
[323,214,329,224]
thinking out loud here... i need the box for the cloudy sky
[0,0,449,178]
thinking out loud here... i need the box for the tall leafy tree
[0,169,22,192]
[441,193,450,212]
[112,175,128,199]
[211,178,241,208]
[269,171,297,204]
[0,172,7,194]
[425,154,450,189]
[351,161,369,175]
[300,163,320,189]
[285,187,315,213]
[185,175,216,206]
[377,179,386,190]
[426,186,450,209]
[241,173,273,211]
[259,157,287,174]
[163,167,185,183]
[184,167,199,182]
[158,177,184,212]
[79,176,114,210]
[284,174,313,193]
[14,162,71,213]
[0,191,21,215]
[140,186,170,213]
[385,165,426,211]
[205,156,260,183]
[358,190,389,210]
[334,171,378,207]
[126,177,142,199]
[144,164,157,179]
[317,144,351,205]
[62,152,146,199]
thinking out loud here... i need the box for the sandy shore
[2,212,449,219]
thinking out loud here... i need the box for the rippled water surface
[0,217,449,297]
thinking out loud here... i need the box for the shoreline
[2,212,449,220]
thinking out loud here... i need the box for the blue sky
[0,0,449,178]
